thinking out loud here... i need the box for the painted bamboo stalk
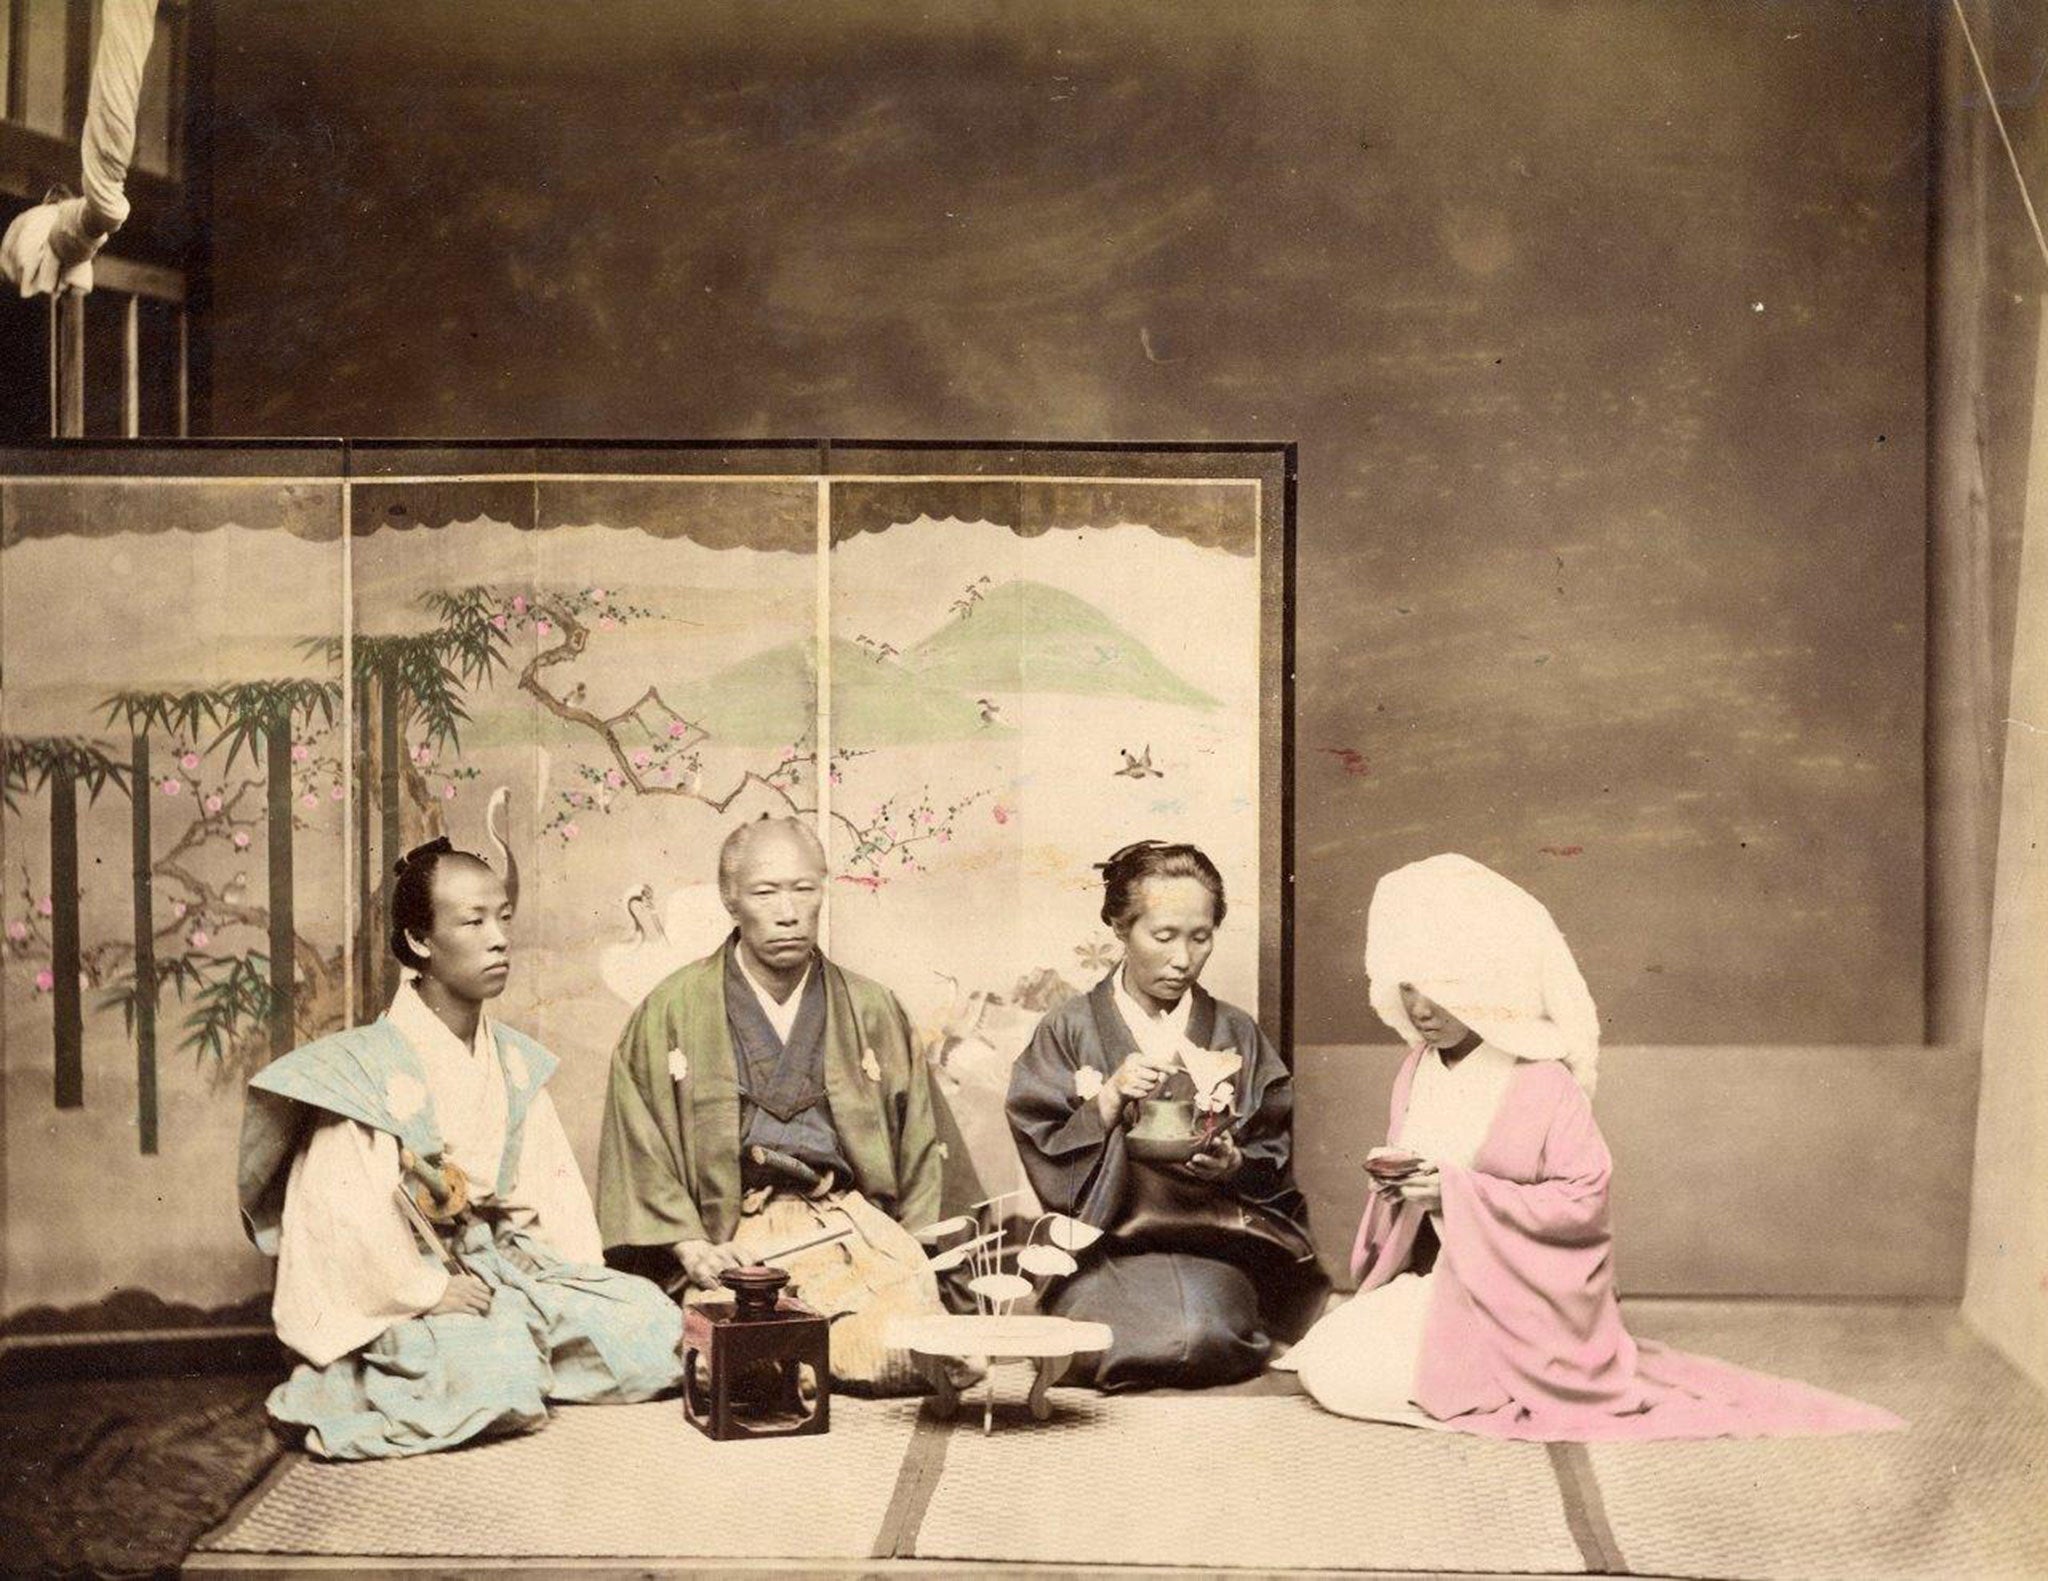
[50,757,82,1108]
[130,731,158,1152]
[266,713,295,1055]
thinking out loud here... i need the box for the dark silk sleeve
[1005,1011,1128,1231]
[1221,1018,1310,1224]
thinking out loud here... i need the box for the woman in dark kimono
[1006,842,1327,1390]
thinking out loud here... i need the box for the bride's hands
[1370,1153,1442,1212]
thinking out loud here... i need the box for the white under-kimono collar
[1398,1040,1519,1170]
[734,948,812,1044]
[386,979,508,1193]
[1113,970,1193,1068]
[388,978,493,1064]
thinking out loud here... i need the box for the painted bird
[1115,746,1163,780]
[976,697,1006,727]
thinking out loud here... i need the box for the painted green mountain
[907,580,1217,708]
[682,637,996,747]
[671,583,1216,748]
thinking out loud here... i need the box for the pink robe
[1342,1049,1904,1441]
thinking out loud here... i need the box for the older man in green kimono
[597,816,948,1392]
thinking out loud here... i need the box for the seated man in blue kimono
[237,838,683,1460]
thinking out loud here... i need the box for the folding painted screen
[1,447,348,1314]
[0,443,1288,1319]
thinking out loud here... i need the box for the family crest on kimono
[237,839,684,1461]
[596,816,952,1394]
[1281,852,1903,1441]
[1007,842,1327,1390]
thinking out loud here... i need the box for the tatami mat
[1593,1303,2048,1580]
[911,1395,1586,1574]
[187,1304,2048,1577]
[198,1397,922,1560]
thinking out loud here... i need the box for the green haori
[598,940,943,1250]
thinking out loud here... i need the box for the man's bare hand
[427,1272,491,1317]
[674,1237,745,1291]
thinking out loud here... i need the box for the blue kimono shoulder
[238,1017,560,1256]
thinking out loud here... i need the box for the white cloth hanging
[1,0,160,298]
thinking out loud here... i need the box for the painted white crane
[597,879,730,1007]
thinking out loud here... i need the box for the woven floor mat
[197,1396,922,1560]
[911,1393,1588,1573]
[1592,1303,2048,1579]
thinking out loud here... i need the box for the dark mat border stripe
[870,1407,955,1559]
[1547,1442,1630,1576]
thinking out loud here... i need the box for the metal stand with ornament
[888,1194,1114,1434]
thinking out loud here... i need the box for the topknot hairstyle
[388,837,494,970]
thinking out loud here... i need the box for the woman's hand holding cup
[1098,1048,1178,1124]
[1366,1146,1430,1206]
[1391,1163,1442,1210]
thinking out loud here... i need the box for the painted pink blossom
[160,777,182,796]
[232,831,251,849]
[301,792,319,809]
[668,721,689,739]
[590,589,607,604]
[330,784,345,800]
[535,619,553,638]
[290,743,310,764]
[33,968,54,993]
[179,751,201,772]
[413,745,432,766]
[492,614,508,632]
[631,749,652,770]
[442,784,457,801]
[829,768,843,786]
[5,920,27,943]
[188,930,210,949]
[204,795,223,814]
[604,768,624,789]
[36,896,53,917]
[172,901,187,919]
[512,594,528,614]
[562,822,581,840]
[994,805,1012,825]
[598,616,617,632]
[566,791,583,807]
[938,830,952,844]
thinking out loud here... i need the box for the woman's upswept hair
[1095,840,1226,934]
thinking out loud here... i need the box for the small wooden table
[887,1313,1112,1433]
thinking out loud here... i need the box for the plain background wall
[206,1,1931,1042]
[1958,0,2048,1389]
[158,0,1970,1298]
